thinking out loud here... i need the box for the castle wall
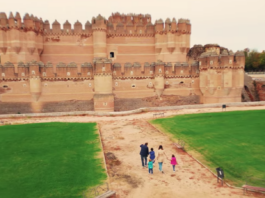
[0,100,94,114]
[255,81,265,101]
[41,35,94,64]
[0,80,94,102]
[113,79,155,98]
[198,51,245,103]
[0,12,246,113]
[107,36,155,64]
[114,95,200,111]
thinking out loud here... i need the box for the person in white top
[156,145,168,173]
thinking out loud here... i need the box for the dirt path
[100,119,247,198]
[1,106,265,197]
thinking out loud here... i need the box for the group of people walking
[140,143,178,174]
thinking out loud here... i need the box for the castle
[0,12,245,113]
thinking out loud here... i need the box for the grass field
[151,110,265,186]
[0,122,106,198]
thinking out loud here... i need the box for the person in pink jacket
[170,154,178,172]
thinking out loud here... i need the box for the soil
[1,105,265,197]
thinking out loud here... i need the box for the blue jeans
[173,165,175,171]
[158,162,163,171]
[141,155,147,167]
[149,168,153,174]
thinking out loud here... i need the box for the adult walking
[140,143,149,168]
[157,145,167,173]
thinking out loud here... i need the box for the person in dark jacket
[140,143,149,167]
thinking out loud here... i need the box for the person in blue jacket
[140,143,149,168]
[149,148,155,164]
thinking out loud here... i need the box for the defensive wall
[1,101,265,118]
[0,12,245,113]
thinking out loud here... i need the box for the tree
[245,50,265,71]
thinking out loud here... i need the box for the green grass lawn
[0,122,106,198]
[151,110,265,186]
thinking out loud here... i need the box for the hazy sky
[1,0,264,51]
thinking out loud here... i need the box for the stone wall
[114,95,200,111]
[242,74,259,102]
[255,81,265,101]
[0,102,33,114]
[0,100,94,114]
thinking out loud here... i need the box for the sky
[1,0,264,52]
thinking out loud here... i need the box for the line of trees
[245,50,265,71]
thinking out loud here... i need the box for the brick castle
[0,12,245,113]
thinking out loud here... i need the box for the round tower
[155,19,164,61]
[0,13,8,62]
[154,61,165,98]
[93,58,114,112]
[29,61,42,102]
[92,15,107,58]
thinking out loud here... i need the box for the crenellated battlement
[0,12,44,33]
[0,12,191,37]
[0,60,199,81]
[194,44,245,104]
[199,50,245,70]
[0,10,244,113]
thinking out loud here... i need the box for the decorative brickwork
[0,12,245,113]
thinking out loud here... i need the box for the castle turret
[93,58,114,112]
[107,22,114,34]
[165,18,175,51]
[0,12,42,64]
[155,19,164,60]
[63,20,71,33]
[0,12,8,26]
[126,22,134,34]
[52,20,61,34]
[23,13,34,29]
[85,21,92,34]
[35,17,42,31]
[171,18,177,31]
[177,19,190,53]
[8,12,15,27]
[0,13,8,56]
[9,12,21,58]
[74,20,82,34]
[92,15,107,58]
[146,22,155,34]
[14,12,22,27]
[116,22,124,34]
[198,45,245,103]
[154,60,165,98]
[44,20,50,32]
[28,61,42,101]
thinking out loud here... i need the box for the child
[148,159,153,174]
[149,148,155,164]
[170,155,178,172]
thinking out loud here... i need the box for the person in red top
[170,154,178,172]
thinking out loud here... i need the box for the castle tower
[154,19,164,61]
[0,13,42,64]
[93,58,114,112]
[154,18,191,63]
[92,15,107,58]
[154,60,165,98]
[177,19,191,56]
[0,13,8,60]
[28,61,42,102]
[198,45,245,103]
